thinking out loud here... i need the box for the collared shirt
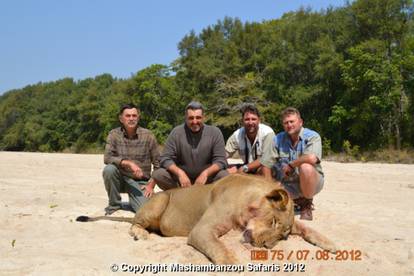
[225,123,274,164]
[260,127,324,176]
[104,126,160,179]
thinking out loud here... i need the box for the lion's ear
[266,189,289,211]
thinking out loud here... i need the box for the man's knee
[129,194,149,212]
[211,169,229,182]
[298,163,323,197]
[103,164,120,179]
[152,168,177,190]
[151,168,164,183]
[298,163,317,177]
[217,169,229,179]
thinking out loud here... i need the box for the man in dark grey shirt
[152,101,228,190]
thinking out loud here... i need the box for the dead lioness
[77,174,336,264]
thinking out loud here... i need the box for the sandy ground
[0,151,413,276]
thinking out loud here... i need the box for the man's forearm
[104,137,122,165]
[262,166,273,181]
[289,154,319,168]
[167,163,185,177]
[120,159,132,170]
[147,178,156,188]
[247,159,262,171]
[202,163,221,177]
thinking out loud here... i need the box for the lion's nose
[243,229,252,243]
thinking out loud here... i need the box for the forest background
[1,0,413,162]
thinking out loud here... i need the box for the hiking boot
[294,197,314,221]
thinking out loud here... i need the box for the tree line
[1,0,413,154]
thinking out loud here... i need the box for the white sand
[0,151,413,275]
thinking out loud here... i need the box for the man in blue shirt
[260,107,324,220]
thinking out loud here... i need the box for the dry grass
[325,149,414,163]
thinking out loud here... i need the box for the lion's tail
[76,215,134,224]
[291,220,337,253]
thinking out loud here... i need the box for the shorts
[281,172,324,199]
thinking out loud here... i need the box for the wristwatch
[242,164,249,173]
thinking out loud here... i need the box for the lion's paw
[129,224,149,240]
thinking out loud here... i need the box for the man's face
[243,112,260,136]
[282,113,303,136]
[185,109,204,133]
[119,108,139,130]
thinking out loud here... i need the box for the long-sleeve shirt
[104,126,160,179]
[160,124,227,180]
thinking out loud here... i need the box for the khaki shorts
[281,172,324,199]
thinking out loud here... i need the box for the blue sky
[0,0,346,95]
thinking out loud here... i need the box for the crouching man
[260,107,324,221]
[103,103,160,215]
[225,103,274,174]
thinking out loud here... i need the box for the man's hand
[122,160,144,179]
[262,166,273,182]
[282,163,294,178]
[177,171,192,188]
[142,179,155,197]
[237,166,246,173]
[227,166,238,174]
[194,170,208,185]
[129,163,144,179]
